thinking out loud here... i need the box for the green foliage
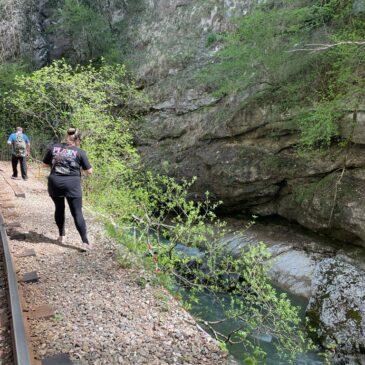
[244,346,266,365]
[0,61,30,92]
[201,0,365,150]
[135,276,147,288]
[346,309,362,325]
[196,242,312,362]
[292,175,336,206]
[52,312,64,322]
[217,340,228,353]
[201,2,316,96]
[0,60,31,144]
[116,246,141,269]
[206,32,223,47]
[96,169,312,361]
[4,59,146,158]
[297,101,341,150]
[51,0,118,64]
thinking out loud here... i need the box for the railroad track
[0,215,15,365]
[0,172,34,365]
[0,172,73,365]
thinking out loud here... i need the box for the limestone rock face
[0,0,49,66]
[123,0,365,246]
[306,258,365,363]
[277,168,365,244]
[2,0,365,245]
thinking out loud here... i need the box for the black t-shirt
[43,144,92,197]
[43,143,91,176]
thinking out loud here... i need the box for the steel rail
[0,212,32,365]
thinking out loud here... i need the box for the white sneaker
[81,242,92,252]
[57,236,66,243]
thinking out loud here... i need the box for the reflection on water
[174,215,335,364]
[184,289,325,365]
[129,214,360,364]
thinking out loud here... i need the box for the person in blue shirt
[7,127,30,180]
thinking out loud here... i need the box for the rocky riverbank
[222,217,365,364]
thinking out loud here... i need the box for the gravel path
[0,162,231,365]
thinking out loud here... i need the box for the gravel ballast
[1,162,231,365]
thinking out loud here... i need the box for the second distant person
[7,126,30,180]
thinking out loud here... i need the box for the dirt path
[0,161,230,365]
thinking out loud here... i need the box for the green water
[129,216,358,364]
[185,289,325,365]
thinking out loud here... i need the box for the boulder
[306,258,365,363]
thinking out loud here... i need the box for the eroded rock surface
[120,0,365,246]
[3,0,365,245]
[306,258,365,364]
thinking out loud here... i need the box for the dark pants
[11,155,27,179]
[51,196,89,244]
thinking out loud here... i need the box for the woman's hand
[84,168,93,176]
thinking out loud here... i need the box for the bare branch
[288,41,365,53]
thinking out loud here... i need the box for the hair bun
[67,128,77,136]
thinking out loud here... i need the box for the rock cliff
[307,258,365,364]
[0,0,48,66]
[2,0,365,246]
[118,0,365,246]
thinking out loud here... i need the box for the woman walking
[43,128,93,251]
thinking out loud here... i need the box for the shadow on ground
[10,230,83,251]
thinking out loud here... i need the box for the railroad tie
[15,249,37,257]
[22,271,39,283]
[26,304,55,320]
[41,353,74,365]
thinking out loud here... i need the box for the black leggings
[51,197,89,244]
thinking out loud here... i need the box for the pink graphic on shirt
[53,147,77,158]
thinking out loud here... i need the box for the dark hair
[67,127,82,141]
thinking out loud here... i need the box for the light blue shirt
[7,132,30,144]
[7,132,30,156]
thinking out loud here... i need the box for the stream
[176,215,365,365]
[188,290,323,365]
